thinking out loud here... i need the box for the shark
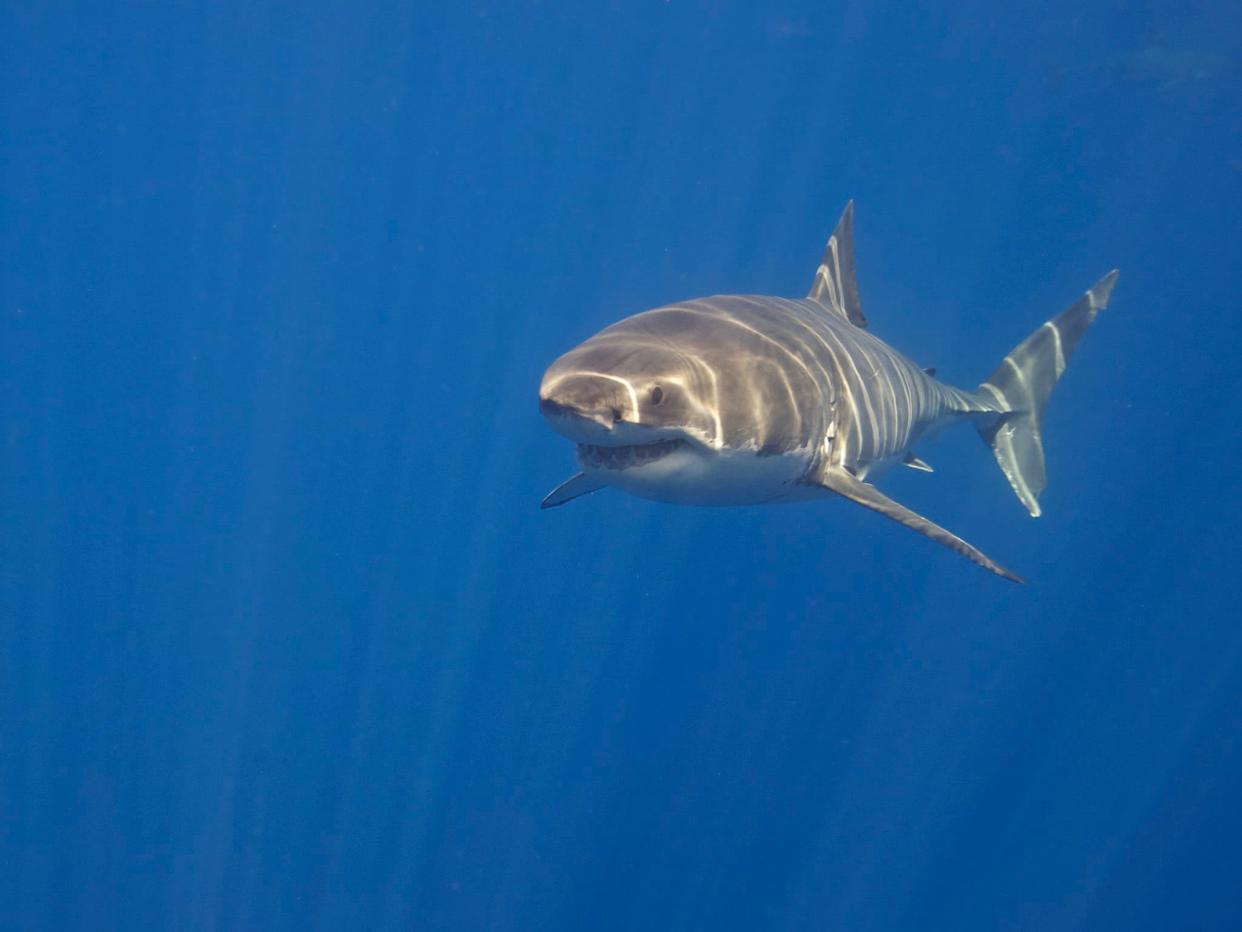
[538,202,1118,582]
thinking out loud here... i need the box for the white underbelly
[588,445,820,506]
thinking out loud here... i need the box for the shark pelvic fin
[811,466,1023,583]
[541,472,605,509]
[903,453,934,473]
[809,200,867,328]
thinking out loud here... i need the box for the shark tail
[976,270,1119,517]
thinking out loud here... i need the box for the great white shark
[538,202,1118,583]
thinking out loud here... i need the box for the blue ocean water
[2,2,1240,929]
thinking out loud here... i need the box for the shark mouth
[577,438,687,471]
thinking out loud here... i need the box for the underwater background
[2,2,1240,929]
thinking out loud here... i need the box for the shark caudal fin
[977,270,1119,517]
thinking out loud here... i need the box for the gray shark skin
[539,202,1118,582]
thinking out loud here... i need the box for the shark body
[539,203,1118,582]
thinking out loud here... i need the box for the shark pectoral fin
[812,467,1024,583]
[540,472,605,510]
[903,453,934,473]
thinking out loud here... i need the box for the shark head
[539,331,718,485]
[538,301,821,506]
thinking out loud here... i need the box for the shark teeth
[577,438,686,471]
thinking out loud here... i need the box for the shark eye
[649,385,664,406]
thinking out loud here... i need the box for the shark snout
[538,396,619,425]
[539,372,637,441]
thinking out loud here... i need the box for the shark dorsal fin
[809,200,867,328]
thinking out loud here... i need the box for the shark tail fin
[977,270,1119,517]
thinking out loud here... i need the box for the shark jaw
[576,437,689,471]
[540,396,702,466]
[540,404,712,495]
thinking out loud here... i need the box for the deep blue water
[2,2,1241,930]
